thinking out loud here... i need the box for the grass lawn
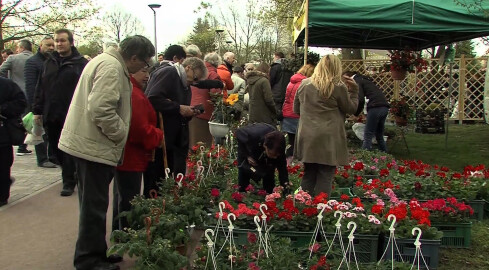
[386,124,489,171]
[381,124,489,269]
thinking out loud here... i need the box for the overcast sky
[98,0,206,53]
[97,0,488,57]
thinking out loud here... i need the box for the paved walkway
[0,148,135,269]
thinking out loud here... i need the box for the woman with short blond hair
[293,55,359,196]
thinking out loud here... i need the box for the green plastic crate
[273,231,315,249]
[468,200,485,220]
[326,233,380,263]
[383,237,441,269]
[432,222,472,248]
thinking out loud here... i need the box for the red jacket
[117,77,164,172]
[282,73,306,119]
[217,64,234,90]
[191,62,222,120]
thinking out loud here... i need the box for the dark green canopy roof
[294,0,489,50]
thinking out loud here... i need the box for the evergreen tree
[187,17,216,55]
[455,40,476,58]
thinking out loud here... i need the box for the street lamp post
[148,4,161,62]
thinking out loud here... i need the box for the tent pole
[445,62,453,149]
[304,0,309,65]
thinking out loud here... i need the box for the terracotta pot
[395,116,408,126]
[391,69,407,80]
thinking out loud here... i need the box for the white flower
[327,200,339,206]
[353,207,365,212]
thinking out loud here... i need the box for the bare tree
[103,6,145,44]
[0,0,99,50]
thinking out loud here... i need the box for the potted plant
[383,49,427,80]
[208,91,242,140]
[389,97,413,126]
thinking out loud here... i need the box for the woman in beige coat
[293,55,358,196]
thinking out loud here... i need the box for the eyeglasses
[143,59,151,68]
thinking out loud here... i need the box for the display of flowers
[389,97,414,118]
[383,49,427,73]
[420,197,474,223]
[209,90,243,126]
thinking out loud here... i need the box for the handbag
[238,159,268,181]
[2,117,27,145]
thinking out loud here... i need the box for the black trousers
[34,134,57,166]
[112,170,142,231]
[45,122,76,189]
[0,146,14,203]
[73,156,115,270]
[143,148,164,198]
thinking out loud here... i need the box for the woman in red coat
[112,67,164,232]
[282,64,315,162]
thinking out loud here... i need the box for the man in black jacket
[33,29,88,196]
[24,35,57,168]
[344,71,390,152]
[144,57,207,196]
[0,78,27,206]
[236,123,289,194]
[270,52,293,119]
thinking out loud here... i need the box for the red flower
[380,169,390,177]
[302,207,319,217]
[231,192,244,202]
[278,211,293,220]
[233,159,238,166]
[340,194,350,201]
[371,205,384,214]
[436,172,446,178]
[353,162,364,171]
[313,192,328,205]
[318,255,327,266]
[211,188,220,197]
[245,184,255,192]
[452,173,462,179]
[352,197,362,206]
[414,182,422,191]
[247,232,257,244]
[398,166,406,174]
[341,171,349,179]
[257,190,267,196]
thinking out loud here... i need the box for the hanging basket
[395,116,408,126]
[390,69,407,80]
[208,121,229,138]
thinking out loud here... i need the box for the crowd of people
[0,30,390,270]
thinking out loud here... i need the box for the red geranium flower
[231,192,244,202]
[211,188,220,197]
[340,194,350,201]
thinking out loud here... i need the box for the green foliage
[0,0,99,49]
[454,40,476,58]
[77,41,102,57]
[187,16,217,55]
[109,230,187,270]
[283,50,321,73]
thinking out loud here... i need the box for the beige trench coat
[293,78,358,166]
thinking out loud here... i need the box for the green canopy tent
[293,0,489,50]
[292,0,489,150]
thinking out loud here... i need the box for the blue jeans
[363,106,389,152]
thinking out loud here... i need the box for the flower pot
[208,122,229,138]
[390,69,407,80]
[394,116,408,126]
